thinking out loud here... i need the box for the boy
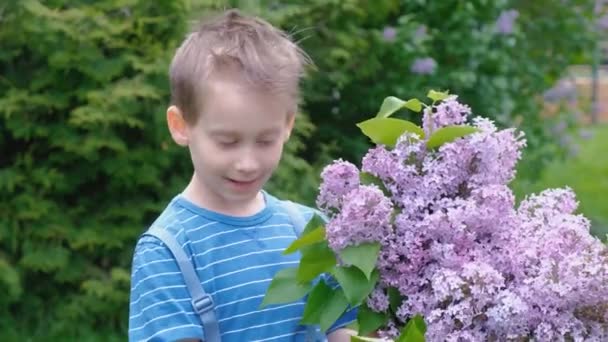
[128,9,357,342]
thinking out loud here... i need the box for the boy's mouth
[231,179,256,184]
[226,177,259,188]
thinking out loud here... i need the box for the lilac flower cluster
[325,185,393,251]
[317,96,608,341]
[382,26,397,42]
[596,0,608,30]
[598,13,608,30]
[410,57,437,75]
[495,9,519,35]
[422,95,471,135]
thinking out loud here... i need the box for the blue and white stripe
[128,192,356,341]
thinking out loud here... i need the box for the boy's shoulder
[130,192,320,275]
[265,192,324,223]
[136,195,187,247]
[137,192,320,244]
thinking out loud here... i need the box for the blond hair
[169,9,312,124]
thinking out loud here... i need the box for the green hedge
[0,1,318,339]
[0,0,601,340]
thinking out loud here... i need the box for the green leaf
[261,267,313,307]
[301,280,334,325]
[332,266,379,306]
[376,96,405,118]
[396,315,426,342]
[388,287,405,313]
[0,258,22,301]
[297,242,337,283]
[376,97,423,118]
[359,172,390,196]
[284,227,326,255]
[320,288,349,332]
[403,99,423,112]
[284,214,326,256]
[426,125,479,149]
[20,244,70,272]
[357,303,389,336]
[357,118,425,147]
[427,90,450,102]
[301,214,326,236]
[339,242,381,280]
[301,280,350,332]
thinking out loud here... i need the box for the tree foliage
[0,1,188,339]
[227,0,597,178]
[0,0,316,339]
[0,0,599,339]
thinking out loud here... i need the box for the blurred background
[1,0,607,340]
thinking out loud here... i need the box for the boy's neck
[182,175,266,217]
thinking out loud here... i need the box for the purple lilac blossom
[367,287,390,312]
[325,185,393,251]
[422,95,472,135]
[382,26,397,42]
[543,80,578,103]
[317,95,608,340]
[466,118,526,187]
[598,14,608,30]
[495,9,519,35]
[552,120,568,134]
[316,159,360,212]
[579,128,594,140]
[414,25,427,40]
[595,0,607,15]
[410,57,437,75]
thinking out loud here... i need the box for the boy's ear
[167,105,189,146]
[284,111,296,142]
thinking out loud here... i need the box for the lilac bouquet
[263,91,608,341]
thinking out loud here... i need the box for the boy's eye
[257,140,275,146]
[218,140,238,147]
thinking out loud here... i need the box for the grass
[511,124,608,239]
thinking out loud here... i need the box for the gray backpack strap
[282,200,307,237]
[144,226,221,342]
[281,201,327,342]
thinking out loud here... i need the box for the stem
[591,38,600,125]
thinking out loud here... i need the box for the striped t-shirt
[128,191,357,341]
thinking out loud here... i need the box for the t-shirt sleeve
[128,236,204,342]
[327,307,358,334]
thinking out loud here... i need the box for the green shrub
[1,0,602,339]
[225,0,597,180]
[0,1,319,339]
[511,124,608,239]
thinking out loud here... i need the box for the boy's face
[174,76,295,210]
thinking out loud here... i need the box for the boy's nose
[234,153,260,174]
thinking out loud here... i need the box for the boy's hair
[169,9,312,124]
